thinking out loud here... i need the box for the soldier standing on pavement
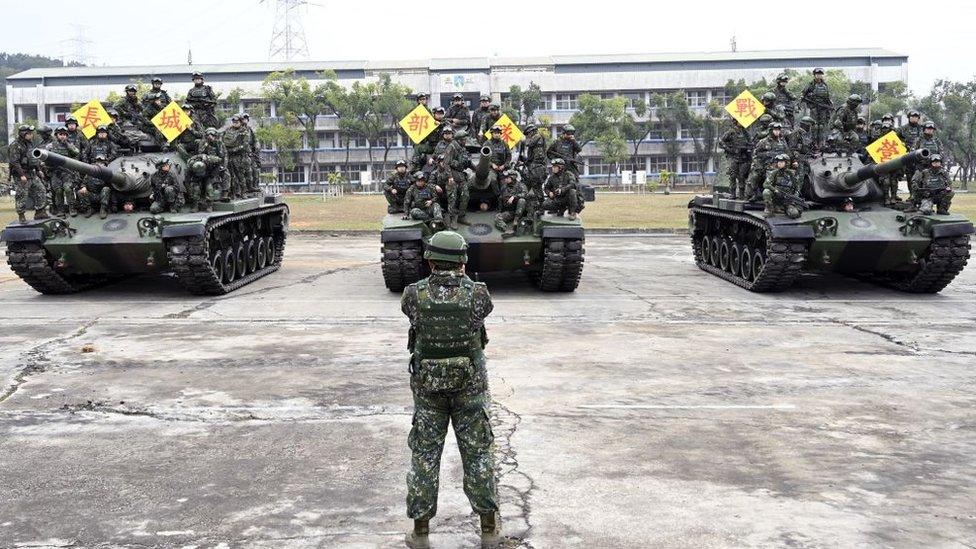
[401,230,499,549]
[8,125,50,223]
[802,68,832,146]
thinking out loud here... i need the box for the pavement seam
[0,319,97,405]
[833,319,976,357]
[491,376,538,549]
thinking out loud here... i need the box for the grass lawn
[3,192,976,232]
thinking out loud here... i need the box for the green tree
[335,73,412,170]
[506,82,544,124]
[569,94,629,182]
[687,100,724,186]
[261,69,337,181]
[254,113,303,171]
[620,98,653,171]
[916,79,976,187]
[651,91,692,173]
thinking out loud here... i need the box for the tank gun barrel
[841,149,930,187]
[32,148,150,196]
[470,145,492,190]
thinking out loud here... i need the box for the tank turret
[32,148,185,199]
[809,149,930,201]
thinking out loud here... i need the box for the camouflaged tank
[381,146,594,292]
[689,149,973,292]
[1,132,288,295]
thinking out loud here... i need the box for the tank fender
[542,226,585,240]
[931,221,975,239]
[766,221,815,240]
[382,229,424,243]
[161,224,207,239]
[0,226,45,243]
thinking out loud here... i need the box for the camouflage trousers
[912,189,954,213]
[384,188,407,211]
[810,106,832,145]
[726,157,751,199]
[409,203,443,222]
[542,189,579,216]
[495,198,526,231]
[250,154,262,194]
[407,389,498,520]
[186,175,216,211]
[13,176,48,214]
[50,172,78,214]
[446,180,470,220]
[227,156,251,198]
[77,185,111,215]
[150,185,186,214]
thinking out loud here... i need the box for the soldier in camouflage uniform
[913,121,944,156]
[519,124,548,207]
[104,108,133,149]
[241,113,262,194]
[401,230,499,548]
[76,155,114,219]
[223,115,251,198]
[8,125,49,223]
[773,74,797,127]
[495,169,528,237]
[763,153,804,218]
[114,85,145,127]
[47,126,82,217]
[759,92,791,132]
[746,122,790,201]
[64,115,89,160]
[470,95,491,142]
[802,68,833,146]
[149,158,186,214]
[719,119,753,199]
[910,154,953,214]
[542,158,580,219]
[85,126,119,163]
[415,92,429,108]
[384,160,413,213]
[411,107,447,173]
[826,94,862,153]
[546,124,583,176]
[477,104,503,143]
[789,116,818,189]
[483,125,512,190]
[34,125,53,148]
[186,72,219,129]
[402,172,444,226]
[187,128,227,210]
[897,110,925,187]
[436,127,471,228]
[31,126,53,196]
[855,117,869,150]
[174,103,205,157]
[445,93,471,133]
[141,77,172,119]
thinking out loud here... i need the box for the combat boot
[763,206,773,216]
[99,206,108,220]
[68,205,78,217]
[568,212,578,221]
[17,211,27,224]
[85,208,94,218]
[480,512,500,548]
[34,209,50,221]
[405,519,430,549]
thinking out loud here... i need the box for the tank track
[166,205,288,295]
[690,206,809,292]
[4,241,111,295]
[381,240,424,292]
[887,235,971,293]
[533,238,585,292]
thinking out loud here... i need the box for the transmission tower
[60,24,94,66]
[267,0,310,62]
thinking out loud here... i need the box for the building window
[586,157,613,176]
[646,124,664,140]
[341,163,369,183]
[680,126,702,140]
[621,92,644,109]
[340,135,368,148]
[712,89,732,105]
[278,166,305,183]
[555,93,578,110]
[647,156,670,173]
[681,156,708,173]
[242,100,269,118]
[685,90,708,108]
[541,95,553,110]
[317,131,336,149]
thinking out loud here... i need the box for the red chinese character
[158,108,184,131]
[877,138,901,162]
[407,113,430,134]
[79,105,102,131]
[734,98,758,120]
[499,123,514,144]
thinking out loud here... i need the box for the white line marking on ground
[579,404,797,410]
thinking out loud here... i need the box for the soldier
[415,92,429,108]
[86,126,119,163]
[519,124,548,205]
[402,172,444,226]
[881,113,895,131]
[746,121,790,201]
[31,126,54,195]
[789,115,818,188]
[438,127,471,228]
[114,84,145,126]
[470,95,491,142]
[174,103,205,157]
[773,73,797,127]
[542,158,580,219]
[719,119,753,199]
[34,125,53,147]
[827,94,862,153]
[547,125,583,176]
[484,125,512,189]
[867,119,884,143]
[149,158,186,214]
[411,107,447,172]
[142,77,172,121]
[802,68,833,145]
[495,169,528,237]
[855,117,869,149]
[763,153,803,218]
[384,160,413,213]
[445,93,470,133]
[47,126,82,217]
[104,108,133,149]
[64,115,89,159]
[477,104,502,141]
[897,110,925,185]
[186,72,218,129]
[241,113,262,194]
[759,91,790,131]
[913,121,944,157]
[8,124,49,223]
[189,127,227,208]
[400,230,499,549]
[77,155,113,219]
[222,114,251,198]
[910,154,953,214]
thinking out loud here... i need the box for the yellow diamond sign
[724,90,766,128]
[72,100,113,139]
[151,101,193,143]
[399,104,438,145]
[483,114,524,149]
[866,131,908,164]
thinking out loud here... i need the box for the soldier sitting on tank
[76,155,114,219]
[484,125,512,188]
[174,103,205,158]
[85,126,119,164]
[542,158,580,220]
[104,108,134,150]
[402,172,444,228]
[149,158,186,214]
[478,104,503,142]
[411,107,448,173]
[197,128,228,201]
[186,153,224,212]
[763,154,804,218]
[745,122,789,202]
[898,111,925,184]
[446,93,471,133]
[825,94,862,153]
[114,84,145,127]
[910,155,953,215]
[142,77,171,119]
[431,153,469,231]
[759,92,791,133]
[384,160,413,213]
[877,120,901,205]
[547,125,583,176]
[495,169,528,237]
[46,126,82,217]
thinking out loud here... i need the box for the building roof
[7,48,906,80]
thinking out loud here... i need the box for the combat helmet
[190,159,208,176]
[929,154,943,163]
[799,116,814,127]
[776,73,789,83]
[761,92,776,104]
[847,94,862,105]
[423,231,468,264]
[924,121,937,130]
[774,153,790,162]
[551,157,566,167]
[562,124,576,134]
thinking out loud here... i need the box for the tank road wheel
[245,240,259,274]
[699,234,712,265]
[234,242,247,276]
[381,240,424,292]
[708,237,721,268]
[535,238,585,292]
[730,243,741,277]
[889,235,971,293]
[255,237,268,270]
[210,248,225,282]
[739,246,752,281]
[719,239,731,272]
[751,247,766,280]
[223,248,237,283]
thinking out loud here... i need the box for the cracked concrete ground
[1,234,975,549]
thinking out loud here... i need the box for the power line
[60,24,94,65]
[266,0,311,62]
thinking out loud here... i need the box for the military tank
[689,149,973,292]
[1,135,288,296]
[381,147,594,292]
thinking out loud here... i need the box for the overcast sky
[3,0,973,94]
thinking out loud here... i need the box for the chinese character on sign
[724,90,766,128]
[151,101,193,142]
[482,114,524,149]
[399,104,438,144]
[407,113,430,134]
[866,131,907,164]
[70,100,113,139]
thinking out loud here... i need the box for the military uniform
[483,135,511,189]
[149,164,186,214]
[802,73,833,145]
[243,120,261,193]
[788,120,818,191]
[828,96,862,152]
[441,139,471,228]
[77,162,113,219]
[542,164,580,217]
[141,85,172,120]
[194,132,228,204]
[401,231,498,547]
[897,116,925,186]
[86,135,119,164]
[384,168,413,213]
[495,173,528,235]
[477,110,502,143]
[114,94,145,127]
[719,123,752,199]
[746,130,790,200]
[186,78,219,129]
[403,179,444,224]
[911,164,953,214]
[762,161,803,218]
[446,100,471,133]
[773,78,797,127]
[223,122,251,198]
[8,132,49,221]
[470,102,491,142]
[174,112,205,158]
[47,137,82,216]
[547,134,582,176]
[520,129,548,203]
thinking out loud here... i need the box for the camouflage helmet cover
[929,154,942,162]
[424,231,468,264]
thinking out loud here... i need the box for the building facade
[6,48,907,188]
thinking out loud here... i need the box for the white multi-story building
[6,48,907,187]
